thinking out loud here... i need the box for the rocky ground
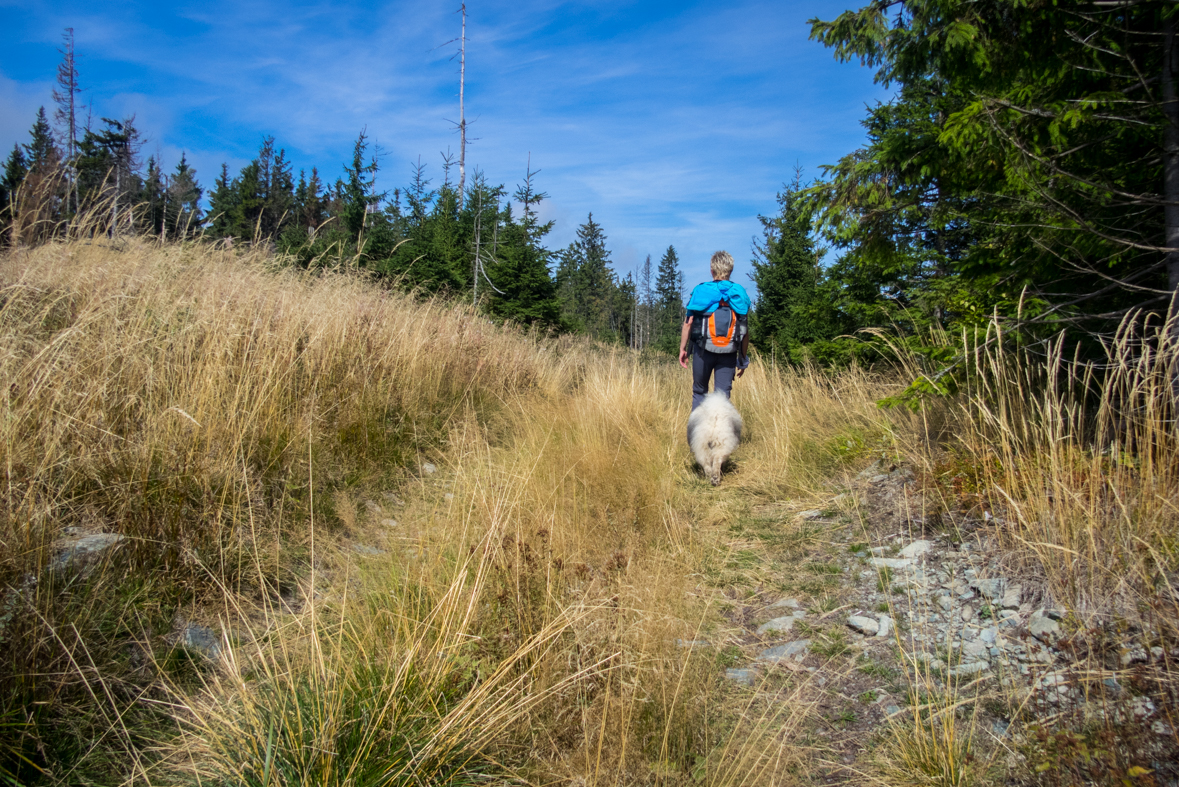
[710,461,1179,785]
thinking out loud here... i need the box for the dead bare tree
[52,27,81,217]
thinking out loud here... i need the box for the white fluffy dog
[687,392,743,485]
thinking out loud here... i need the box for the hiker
[678,251,751,410]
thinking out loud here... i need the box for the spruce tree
[750,173,830,364]
[207,163,237,238]
[654,245,683,354]
[486,167,560,326]
[168,154,202,238]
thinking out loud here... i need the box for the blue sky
[0,0,888,289]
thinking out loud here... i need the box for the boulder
[970,578,1007,600]
[756,616,796,636]
[1028,609,1062,644]
[847,616,880,636]
[52,533,125,571]
[898,540,934,559]
[757,640,811,663]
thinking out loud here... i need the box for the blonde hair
[710,251,734,281]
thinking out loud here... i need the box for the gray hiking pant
[691,345,736,410]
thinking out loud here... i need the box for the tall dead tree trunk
[457,3,467,207]
[53,28,80,218]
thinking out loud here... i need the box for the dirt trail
[710,461,1178,785]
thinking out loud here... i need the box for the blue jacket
[685,280,751,316]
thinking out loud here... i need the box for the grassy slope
[0,238,1175,786]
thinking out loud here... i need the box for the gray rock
[756,616,797,636]
[180,624,222,660]
[767,597,801,610]
[970,578,1007,600]
[869,546,888,556]
[857,461,883,479]
[675,639,711,649]
[979,627,998,645]
[847,616,880,636]
[870,557,915,570]
[1028,609,1062,644]
[352,544,385,556]
[962,640,990,660]
[444,493,455,501]
[381,492,405,506]
[876,614,893,638]
[725,668,756,686]
[884,704,902,716]
[797,509,824,520]
[937,595,954,612]
[1000,584,1022,609]
[758,640,811,663]
[381,518,399,528]
[960,605,975,622]
[868,474,890,483]
[421,462,438,475]
[364,499,383,516]
[948,661,990,677]
[1122,646,1148,667]
[53,533,125,570]
[992,720,1010,738]
[1130,696,1156,719]
[898,540,935,559]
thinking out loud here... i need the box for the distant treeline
[2,97,709,350]
[7,1,1176,369]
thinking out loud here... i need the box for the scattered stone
[1122,646,1148,667]
[353,544,384,556]
[962,640,990,660]
[869,546,888,556]
[758,640,811,663]
[421,462,438,475]
[992,720,1010,738]
[364,500,383,516]
[884,704,902,716]
[960,605,975,623]
[979,627,998,645]
[948,661,990,677]
[725,668,756,686]
[1000,584,1022,609]
[898,540,934,559]
[675,639,711,649]
[876,614,893,638]
[180,624,222,660]
[856,461,883,479]
[798,510,824,520]
[53,533,125,570]
[381,518,399,528]
[1130,696,1156,720]
[381,492,405,506]
[1028,609,1062,644]
[768,597,801,610]
[847,616,880,636]
[1103,678,1123,696]
[1153,720,1173,736]
[870,557,915,570]
[937,595,954,612]
[868,474,890,483]
[757,616,797,636]
[970,578,1007,600]
[444,493,455,501]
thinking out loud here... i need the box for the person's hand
[735,367,745,379]
[678,348,689,368]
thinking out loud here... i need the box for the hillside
[0,238,1175,786]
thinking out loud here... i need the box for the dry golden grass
[1,235,1175,786]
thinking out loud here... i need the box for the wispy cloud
[0,0,887,287]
